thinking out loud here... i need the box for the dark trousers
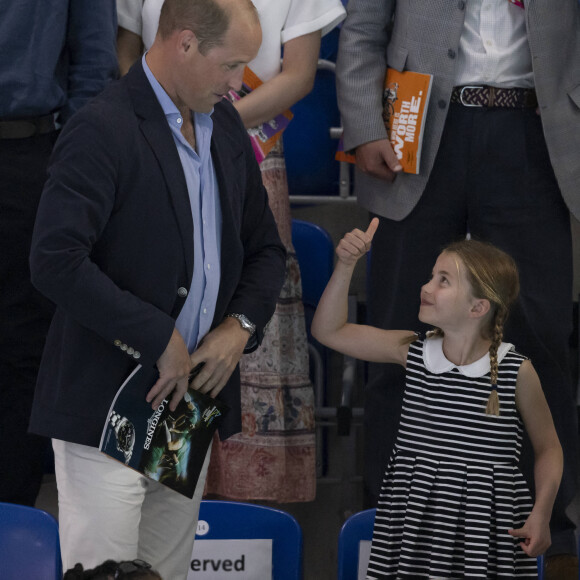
[0,132,57,505]
[365,104,579,555]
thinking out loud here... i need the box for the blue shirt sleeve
[0,0,118,121]
[61,0,119,123]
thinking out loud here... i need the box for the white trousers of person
[53,438,211,580]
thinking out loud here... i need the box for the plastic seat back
[194,500,302,579]
[291,219,334,314]
[0,502,61,580]
[337,508,375,580]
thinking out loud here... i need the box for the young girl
[312,219,563,579]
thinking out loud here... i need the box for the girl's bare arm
[311,218,411,366]
[509,360,563,557]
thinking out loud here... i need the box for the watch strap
[225,313,256,336]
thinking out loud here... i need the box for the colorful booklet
[227,66,293,164]
[336,68,433,175]
[99,364,228,498]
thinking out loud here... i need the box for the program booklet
[227,66,294,164]
[99,364,228,498]
[336,68,433,174]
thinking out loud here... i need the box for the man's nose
[229,68,245,93]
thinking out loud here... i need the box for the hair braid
[400,327,444,346]
[485,307,507,416]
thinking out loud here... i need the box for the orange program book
[336,68,432,175]
[383,68,432,174]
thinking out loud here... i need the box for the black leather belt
[0,114,56,139]
[451,85,538,108]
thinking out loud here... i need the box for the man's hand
[188,317,250,398]
[355,139,403,182]
[147,328,191,412]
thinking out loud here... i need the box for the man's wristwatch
[226,313,256,337]
[109,411,136,464]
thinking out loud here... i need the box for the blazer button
[458,0,465,9]
[177,287,188,298]
[447,48,456,59]
[438,99,447,109]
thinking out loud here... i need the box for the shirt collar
[141,53,214,122]
[423,336,514,377]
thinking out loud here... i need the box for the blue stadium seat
[0,502,61,580]
[337,508,375,580]
[284,61,343,198]
[194,500,302,580]
[291,219,334,314]
[291,219,335,477]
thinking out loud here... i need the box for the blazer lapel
[210,116,245,313]
[211,125,243,245]
[127,62,194,284]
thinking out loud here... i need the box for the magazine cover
[335,68,433,174]
[100,364,228,498]
[227,66,293,164]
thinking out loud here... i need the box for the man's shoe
[544,554,579,580]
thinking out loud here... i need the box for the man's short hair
[157,0,230,55]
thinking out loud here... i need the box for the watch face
[116,421,136,453]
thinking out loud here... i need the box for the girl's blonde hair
[406,239,520,416]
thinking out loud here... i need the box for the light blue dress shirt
[143,55,222,353]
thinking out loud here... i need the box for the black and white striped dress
[366,338,538,579]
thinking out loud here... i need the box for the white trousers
[53,438,210,580]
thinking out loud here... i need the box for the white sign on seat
[188,538,273,579]
[358,540,371,580]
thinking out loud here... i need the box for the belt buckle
[459,85,485,107]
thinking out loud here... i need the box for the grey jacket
[337,0,580,221]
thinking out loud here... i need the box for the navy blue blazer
[29,61,286,446]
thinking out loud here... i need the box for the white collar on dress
[423,336,514,377]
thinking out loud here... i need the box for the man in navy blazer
[28,0,285,577]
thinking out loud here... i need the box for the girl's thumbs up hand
[336,218,379,267]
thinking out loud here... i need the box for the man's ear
[178,29,198,55]
[470,298,491,319]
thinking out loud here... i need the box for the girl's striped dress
[366,337,538,579]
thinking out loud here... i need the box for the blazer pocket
[387,45,408,73]
[568,82,580,110]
